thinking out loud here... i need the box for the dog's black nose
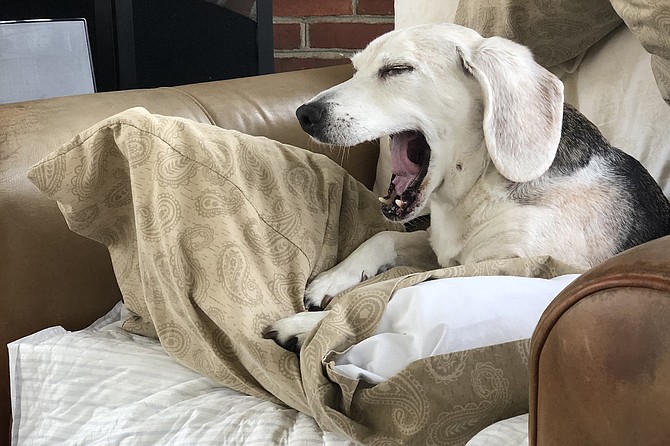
[296,103,325,136]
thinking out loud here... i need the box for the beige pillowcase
[26,107,582,444]
[26,106,401,405]
[610,0,670,105]
[454,0,622,67]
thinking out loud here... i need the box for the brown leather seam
[528,272,670,445]
[162,87,216,125]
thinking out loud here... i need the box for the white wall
[394,0,459,29]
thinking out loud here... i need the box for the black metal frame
[98,0,274,90]
[256,0,274,75]
[92,0,118,90]
[112,0,137,89]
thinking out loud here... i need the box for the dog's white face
[297,23,564,222]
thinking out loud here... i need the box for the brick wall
[273,0,394,72]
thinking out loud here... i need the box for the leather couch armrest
[529,235,670,445]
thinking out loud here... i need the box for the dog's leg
[261,311,329,353]
[304,229,437,310]
[264,230,437,352]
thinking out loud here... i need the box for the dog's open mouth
[380,130,431,221]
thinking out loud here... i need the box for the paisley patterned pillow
[453,0,669,104]
[610,0,670,105]
[27,107,579,444]
[454,0,622,67]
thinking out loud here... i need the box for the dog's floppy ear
[460,37,564,182]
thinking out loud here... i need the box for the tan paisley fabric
[453,0,622,67]
[452,0,670,104]
[610,0,670,105]
[27,108,581,444]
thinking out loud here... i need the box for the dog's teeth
[395,198,404,207]
[379,196,392,205]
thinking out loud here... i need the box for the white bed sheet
[9,303,354,446]
[466,415,529,446]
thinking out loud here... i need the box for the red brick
[357,0,394,15]
[273,0,352,17]
[273,23,301,50]
[309,22,394,50]
[274,57,350,72]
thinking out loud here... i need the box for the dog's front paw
[262,311,329,353]
[304,267,370,311]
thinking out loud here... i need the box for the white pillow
[334,274,579,384]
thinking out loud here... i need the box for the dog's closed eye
[378,64,414,79]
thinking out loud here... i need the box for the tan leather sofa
[1,65,669,445]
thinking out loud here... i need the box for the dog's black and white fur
[263,24,670,351]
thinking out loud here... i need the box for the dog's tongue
[390,131,422,196]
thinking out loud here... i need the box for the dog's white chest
[428,175,526,266]
[427,202,464,267]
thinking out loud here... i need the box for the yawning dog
[263,23,670,352]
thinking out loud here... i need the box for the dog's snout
[296,103,326,136]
